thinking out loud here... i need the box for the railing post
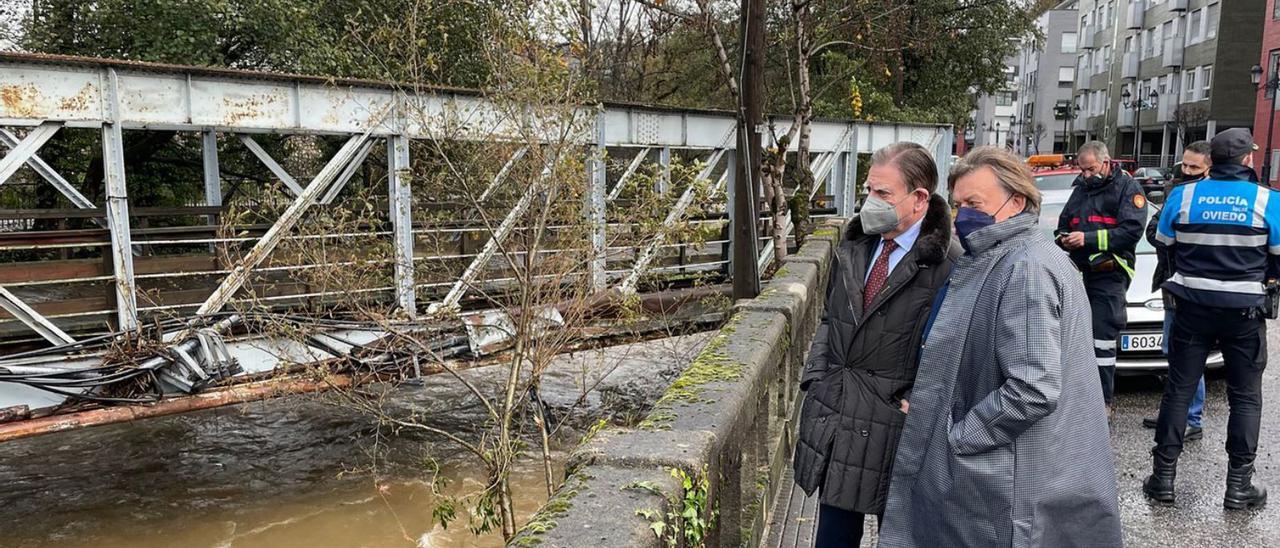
[587,112,608,292]
[841,125,860,216]
[103,68,138,331]
[202,130,221,228]
[657,146,671,194]
[725,150,738,277]
[935,127,954,197]
[388,134,417,318]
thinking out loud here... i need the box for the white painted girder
[0,54,949,154]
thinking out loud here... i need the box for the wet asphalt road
[1111,322,1280,547]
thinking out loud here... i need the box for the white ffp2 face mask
[860,195,901,235]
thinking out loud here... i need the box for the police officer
[1144,128,1272,509]
[1057,141,1148,417]
[1142,141,1213,437]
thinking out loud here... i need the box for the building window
[1142,29,1153,58]
[1270,51,1280,101]
[1206,3,1218,39]
[1062,32,1078,54]
[1160,74,1170,95]
[1188,9,1203,44]
[1184,69,1197,102]
[1274,0,1280,20]
[1201,65,1212,100]
[1159,21,1171,55]
[1058,66,1075,84]
[996,92,1014,107]
[1272,151,1280,182]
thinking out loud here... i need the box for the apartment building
[1014,0,1081,154]
[1072,0,1264,167]
[970,55,1020,150]
[1253,0,1280,185]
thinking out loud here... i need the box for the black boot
[1224,463,1268,510]
[1143,452,1177,503]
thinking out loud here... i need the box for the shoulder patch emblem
[1133,193,1146,209]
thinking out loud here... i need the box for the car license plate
[1120,333,1162,351]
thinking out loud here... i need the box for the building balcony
[1126,3,1145,30]
[1119,108,1136,128]
[1168,0,1188,12]
[1157,95,1177,123]
[1122,52,1140,79]
[1162,36,1184,69]
[1080,25,1096,50]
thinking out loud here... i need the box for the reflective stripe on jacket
[1057,169,1148,277]
[1155,164,1280,309]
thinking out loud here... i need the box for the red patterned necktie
[863,239,898,310]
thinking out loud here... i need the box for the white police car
[1037,190,1225,373]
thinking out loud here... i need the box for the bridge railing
[0,52,947,350]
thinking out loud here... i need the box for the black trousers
[815,503,880,547]
[1084,270,1129,404]
[1155,300,1267,467]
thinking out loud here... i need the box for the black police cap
[1210,128,1258,162]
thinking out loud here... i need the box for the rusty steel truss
[0,52,952,351]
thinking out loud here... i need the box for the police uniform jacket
[1154,163,1280,309]
[1056,168,1148,277]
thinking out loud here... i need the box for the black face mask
[1178,167,1206,182]
[1083,174,1105,187]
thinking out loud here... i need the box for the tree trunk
[789,0,814,252]
[697,0,740,99]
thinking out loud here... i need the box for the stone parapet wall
[513,220,843,548]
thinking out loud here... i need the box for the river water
[0,333,712,548]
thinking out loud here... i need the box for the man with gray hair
[880,146,1121,547]
[1056,141,1148,417]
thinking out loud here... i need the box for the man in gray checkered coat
[879,147,1122,548]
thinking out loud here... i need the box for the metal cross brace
[0,122,63,188]
[618,148,727,294]
[0,286,76,346]
[320,138,376,205]
[196,110,389,317]
[477,146,529,202]
[427,159,555,315]
[238,135,307,197]
[605,147,651,202]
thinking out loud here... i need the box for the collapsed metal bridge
[0,52,951,426]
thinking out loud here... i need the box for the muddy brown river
[0,333,711,548]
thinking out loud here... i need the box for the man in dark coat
[1141,141,1212,435]
[793,142,960,547]
[880,147,1122,548]
[1056,141,1148,416]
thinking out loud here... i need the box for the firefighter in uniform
[1145,128,1273,509]
[1057,141,1148,416]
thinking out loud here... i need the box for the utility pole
[732,0,762,299]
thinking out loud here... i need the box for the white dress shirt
[865,217,924,282]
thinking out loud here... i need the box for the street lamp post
[1055,100,1079,154]
[1122,88,1159,165]
[1253,64,1279,184]
[1012,116,1024,154]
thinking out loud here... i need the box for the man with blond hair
[879,147,1121,548]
